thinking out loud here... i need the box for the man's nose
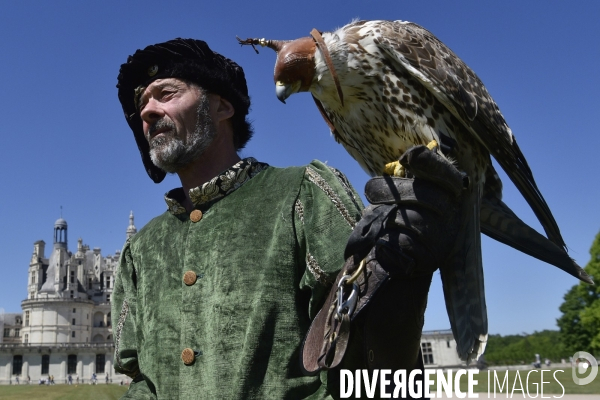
[140,98,164,124]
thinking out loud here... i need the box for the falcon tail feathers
[481,197,593,285]
[440,183,488,363]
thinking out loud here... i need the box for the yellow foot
[383,161,405,177]
[426,139,439,151]
[383,140,439,177]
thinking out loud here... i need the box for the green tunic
[112,158,364,399]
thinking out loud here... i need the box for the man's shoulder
[260,160,363,210]
[259,159,347,181]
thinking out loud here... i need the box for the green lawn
[440,368,600,395]
[0,384,128,400]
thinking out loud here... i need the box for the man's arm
[112,240,157,399]
[294,160,364,320]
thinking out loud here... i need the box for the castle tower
[28,241,46,299]
[53,218,67,249]
[22,217,95,344]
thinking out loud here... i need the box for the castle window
[88,278,92,290]
[96,354,106,374]
[67,355,77,374]
[70,271,75,284]
[70,290,74,299]
[3,328,9,337]
[25,311,29,327]
[106,294,110,302]
[73,308,76,313]
[72,318,76,325]
[421,342,434,365]
[41,354,50,375]
[14,328,20,337]
[24,334,28,344]
[12,355,22,375]
[72,331,75,338]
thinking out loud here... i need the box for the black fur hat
[117,38,251,183]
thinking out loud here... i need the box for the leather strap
[301,252,390,373]
[310,28,344,106]
[365,176,454,213]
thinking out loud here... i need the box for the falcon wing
[369,20,567,251]
[348,19,574,361]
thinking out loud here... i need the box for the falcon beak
[275,81,301,104]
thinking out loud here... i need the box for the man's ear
[211,94,235,122]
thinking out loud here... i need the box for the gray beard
[149,95,217,173]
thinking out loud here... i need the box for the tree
[484,331,569,365]
[557,230,600,355]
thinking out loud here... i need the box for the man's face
[138,78,217,173]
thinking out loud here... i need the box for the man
[113,38,364,399]
[113,38,463,399]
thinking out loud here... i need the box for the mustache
[148,119,176,137]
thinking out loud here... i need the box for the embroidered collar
[164,157,269,215]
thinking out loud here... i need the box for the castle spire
[126,211,137,239]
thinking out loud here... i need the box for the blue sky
[0,1,598,339]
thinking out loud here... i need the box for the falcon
[238,20,592,361]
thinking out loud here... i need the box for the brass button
[190,210,203,222]
[183,271,197,286]
[181,348,195,365]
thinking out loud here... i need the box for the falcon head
[237,36,317,103]
[238,32,345,106]
[268,36,316,103]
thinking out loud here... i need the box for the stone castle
[0,213,137,383]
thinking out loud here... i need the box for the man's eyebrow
[135,81,183,110]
